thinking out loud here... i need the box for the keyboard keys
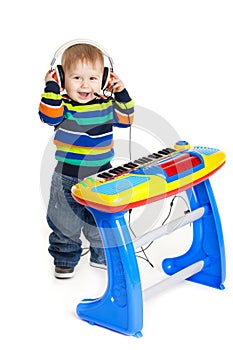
[151,153,163,158]
[135,158,149,164]
[165,148,176,153]
[97,172,112,179]
[147,154,159,159]
[109,168,124,175]
[141,157,152,162]
[158,149,170,155]
[158,148,176,155]
[123,162,138,168]
[134,159,146,165]
[117,166,128,172]
[96,148,176,179]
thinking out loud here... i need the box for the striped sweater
[39,81,134,176]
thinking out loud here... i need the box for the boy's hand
[107,72,125,93]
[45,70,57,83]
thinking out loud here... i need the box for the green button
[87,177,95,183]
[79,181,88,188]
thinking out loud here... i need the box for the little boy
[39,42,134,279]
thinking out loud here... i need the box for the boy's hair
[61,44,104,71]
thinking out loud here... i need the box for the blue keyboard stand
[76,178,226,337]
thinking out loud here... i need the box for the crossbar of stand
[143,260,204,299]
[133,206,205,249]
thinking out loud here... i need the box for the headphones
[50,39,114,91]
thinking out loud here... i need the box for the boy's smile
[64,60,103,103]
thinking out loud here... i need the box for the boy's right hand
[45,70,57,83]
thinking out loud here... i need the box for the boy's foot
[90,261,107,270]
[55,266,75,279]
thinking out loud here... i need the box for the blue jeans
[46,172,106,268]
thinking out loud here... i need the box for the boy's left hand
[107,72,125,93]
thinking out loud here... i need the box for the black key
[97,172,112,179]
[152,153,163,158]
[147,154,158,159]
[158,149,170,155]
[134,159,145,165]
[138,158,149,164]
[116,166,127,172]
[141,157,152,162]
[165,148,176,153]
[108,166,128,174]
[109,169,122,174]
[123,162,138,168]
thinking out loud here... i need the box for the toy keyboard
[71,142,226,213]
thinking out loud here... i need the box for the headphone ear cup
[56,65,65,88]
[102,67,110,90]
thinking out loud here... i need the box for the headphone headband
[50,39,114,69]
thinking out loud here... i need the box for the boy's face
[64,59,103,103]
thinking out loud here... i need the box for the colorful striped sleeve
[39,81,64,126]
[113,89,134,127]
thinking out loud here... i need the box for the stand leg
[162,179,226,289]
[77,209,143,337]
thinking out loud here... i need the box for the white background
[1,0,233,349]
